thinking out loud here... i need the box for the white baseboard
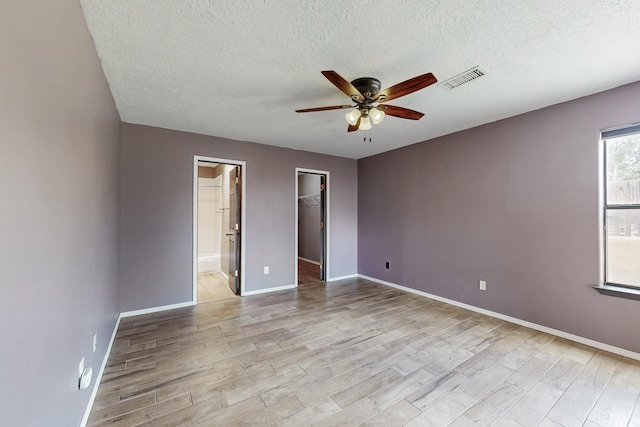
[80,313,121,427]
[243,284,297,296]
[298,257,320,266]
[120,300,195,318]
[359,274,640,362]
[327,274,359,282]
[220,271,229,280]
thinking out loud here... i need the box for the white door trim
[295,167,330,286]
[193,155,247,302]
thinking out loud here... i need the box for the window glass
[606,134,640,205]
[606,209,640,287]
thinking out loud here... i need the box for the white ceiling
[80,0,640,159]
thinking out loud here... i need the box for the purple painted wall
[358,81,640,354]
[119,124,357,311]
[0,0,121,425]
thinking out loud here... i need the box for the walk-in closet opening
[296,168,328,285]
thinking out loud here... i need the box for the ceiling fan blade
[348,117,360,132]
[321,71,364,101]
[295,105,353,113]
[382,105,425,120]
[377,72,437,103]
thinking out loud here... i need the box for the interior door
[319,175,327,281]
[228,166,241,294]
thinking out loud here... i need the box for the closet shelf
[298,194,321,207]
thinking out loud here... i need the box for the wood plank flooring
[89,278,640,426]
[298,258,321,285]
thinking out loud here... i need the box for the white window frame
[601,124,640,293]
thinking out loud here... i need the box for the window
[603,124,640,289]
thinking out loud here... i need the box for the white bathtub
[198,253,221,273]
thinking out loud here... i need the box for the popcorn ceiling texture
[80,0,640,159]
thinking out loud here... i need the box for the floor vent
[439,66,488,90]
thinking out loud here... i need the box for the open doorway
[296,168,328,285]
[193,156,245,303]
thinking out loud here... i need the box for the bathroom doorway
[193,157,245,302]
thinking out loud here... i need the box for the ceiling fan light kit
[296,70,437,135]
[358,113,372,131]
[345,109,361,126]
[369,107,385,124]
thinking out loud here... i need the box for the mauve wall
[0,1,121,426]
[119,124,357,311]
[359,81,640,354]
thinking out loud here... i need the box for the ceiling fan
[295,70,437,132]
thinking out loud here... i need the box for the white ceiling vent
[439,66,488,90]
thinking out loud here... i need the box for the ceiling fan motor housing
[351,77,381,98]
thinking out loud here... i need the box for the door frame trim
[193,156,247,302]
[295,167,330,286]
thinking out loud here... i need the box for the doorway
[296,168,329,285]
[193,156,245,303]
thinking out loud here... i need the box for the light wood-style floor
[197,272,236,302]
[298,258,321,285]
[89,278,640,426]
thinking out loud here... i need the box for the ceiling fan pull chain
[363,129,372,143]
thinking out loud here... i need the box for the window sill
[593,284,640,301]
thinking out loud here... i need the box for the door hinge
[320,183,325,191]
[320,222,324,228]
[236,177,239,184]
[235,270,239,277]
[235,223,239,231]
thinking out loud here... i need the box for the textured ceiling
[80,0,640,159]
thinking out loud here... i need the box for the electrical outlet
[479,280,487,291]
[79,357,84,379]
[263,266,269,275]
[93,333,97,352]
[385,261,390,269]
